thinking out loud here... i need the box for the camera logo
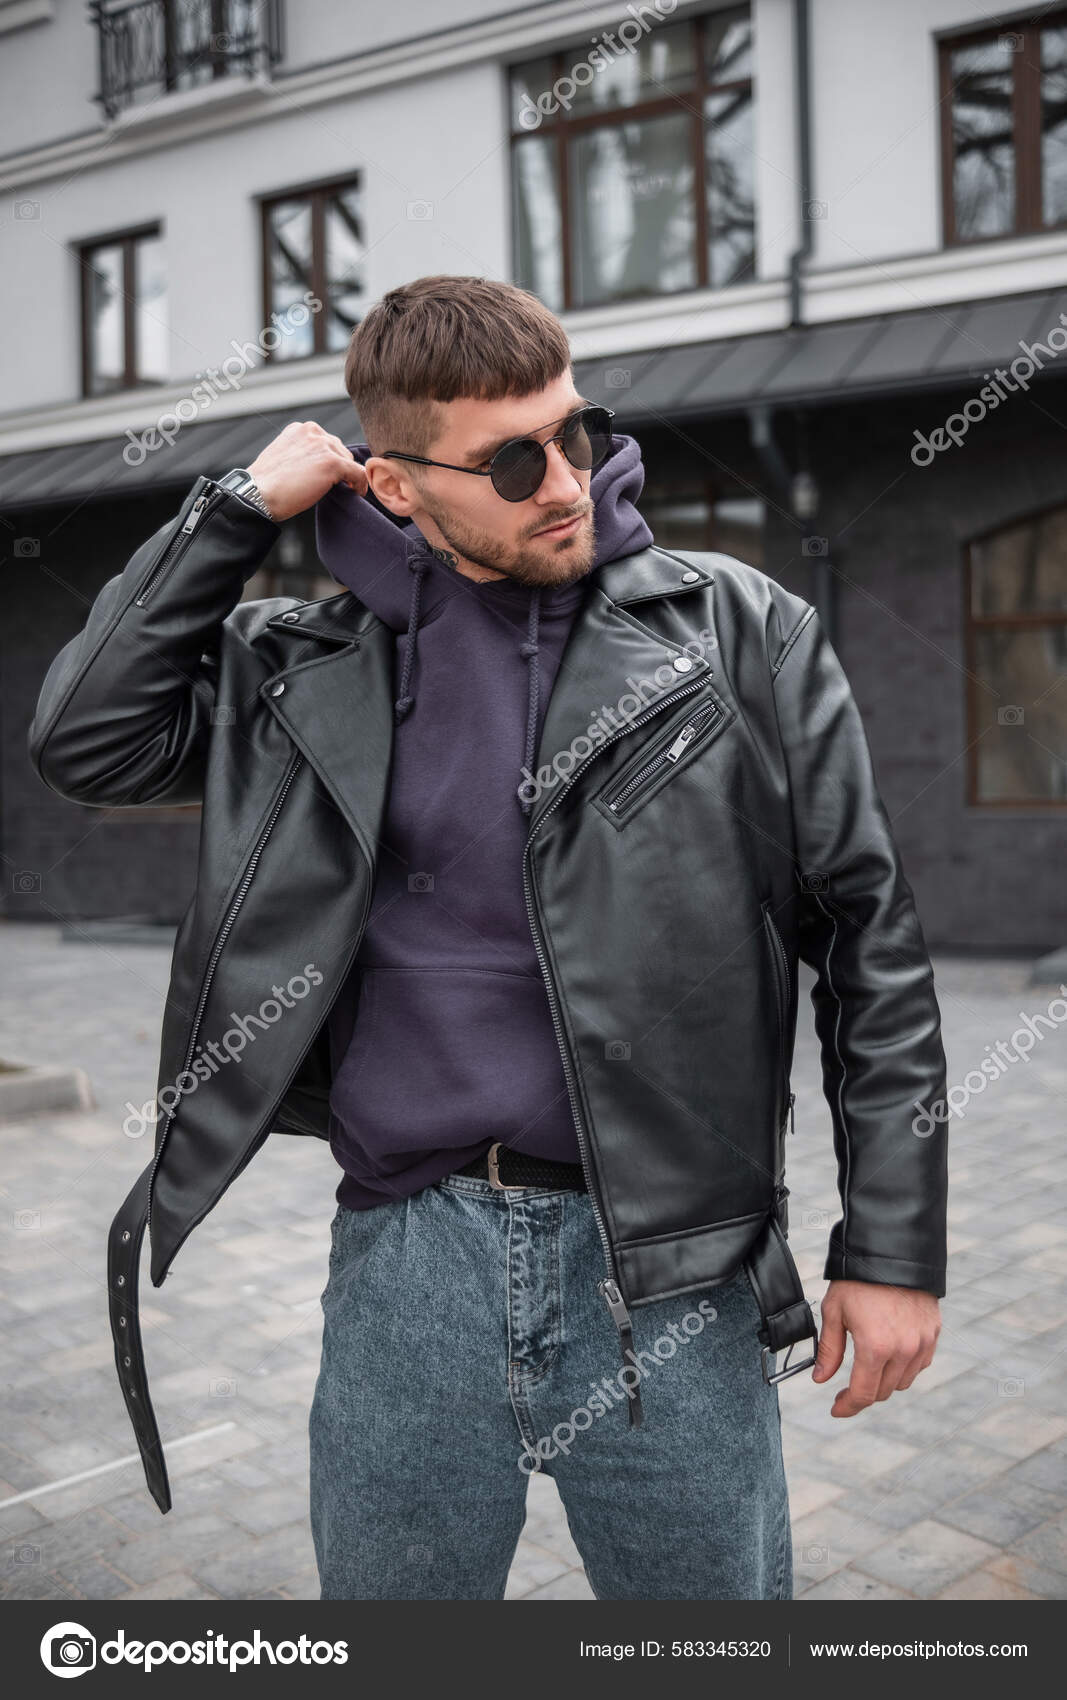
[40,1623,96,1678]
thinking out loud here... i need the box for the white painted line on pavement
[0,1421,237,1509]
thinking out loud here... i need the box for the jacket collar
[264,544,714,641]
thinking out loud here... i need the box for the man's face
[364,371,599,587]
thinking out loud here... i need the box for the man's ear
[364,455,421,517]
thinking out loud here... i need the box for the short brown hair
[343,275,571,457]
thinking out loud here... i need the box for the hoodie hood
[313,432,654,812]
[314,431,654,633]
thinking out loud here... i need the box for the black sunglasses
[381,404,615,503]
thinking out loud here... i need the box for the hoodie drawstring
[518,588,542,817]
[395,553,428,722]
[394,543,544,814]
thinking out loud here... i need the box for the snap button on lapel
[673,656,694,672]
[681,569,700,583]
[282,611,301,623]
[270,681,286,696]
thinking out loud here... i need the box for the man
[29,275,947,1602]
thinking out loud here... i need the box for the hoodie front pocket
[593,697,727,827]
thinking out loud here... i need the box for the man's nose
[534,439,584,505]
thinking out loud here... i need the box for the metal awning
[0,399,359,508]
[2,287,1066,508]
[575,285,1067,419]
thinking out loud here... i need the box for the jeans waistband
[438,1171,591,1201]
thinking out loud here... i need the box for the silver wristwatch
[217,467,275,521]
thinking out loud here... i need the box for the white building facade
[2,0,1066,946]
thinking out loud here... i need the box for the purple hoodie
[314,434,654,1210]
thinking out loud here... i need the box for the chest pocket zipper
[598,699,725,824]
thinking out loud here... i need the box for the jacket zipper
[762,904,795,1139]
[605,700,722,816]
[134,484,224,608]
[522,672,706,1426]
[147,749,304,1264]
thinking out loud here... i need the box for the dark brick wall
[4,489,203,926]
[640,382,1067,951]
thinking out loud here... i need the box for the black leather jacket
[28,476,948,1513]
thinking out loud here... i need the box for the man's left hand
[812,1280,941,1416]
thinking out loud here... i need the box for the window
[940,13,1067,242]
[966,508,1067,805]
[260,177,365,359]
[639,477,764,566]
[510,6,754,310]
[79,226,167,396]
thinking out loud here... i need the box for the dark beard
[423,502,596,587]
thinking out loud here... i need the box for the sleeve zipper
[133,484,224,608]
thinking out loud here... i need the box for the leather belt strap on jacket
[108,1160,171,1514]
[108,1161,817,1514]
[743,1187,819,1385]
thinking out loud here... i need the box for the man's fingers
[894,1342,935,1392]
[873,1352,914,1403]
[830,1345,884,1417]
[328,447,368,494]
[811,1304,847,1382]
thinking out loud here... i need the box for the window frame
[963,504,1067,809]
[258,172,364,361]
[507,7,754,311]
[77,222,164,398]
[938,10,1067,247]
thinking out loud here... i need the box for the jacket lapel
[259,605,395,867]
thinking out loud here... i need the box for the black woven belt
[456,1140,587,1192]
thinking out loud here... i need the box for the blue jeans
[308,1171,792,1600]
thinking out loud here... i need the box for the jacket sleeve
[772,604,948,1297]
[28,476,281,808]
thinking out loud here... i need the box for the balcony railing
[90,0,283,120]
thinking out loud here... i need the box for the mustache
[527,503,593,537]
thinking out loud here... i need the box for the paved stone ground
[1,922,1065,1602]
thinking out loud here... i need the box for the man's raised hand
[247,420,368,521]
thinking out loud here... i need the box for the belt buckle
[761,1337,817,1385]
[487,1141,526,1192]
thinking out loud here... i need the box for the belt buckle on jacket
[761,1338,817,1385]
[487,1141,525,1192]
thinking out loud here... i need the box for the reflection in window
[967,510,1067,804]
[1042,26,1067,226]
[262,177,365,360]
[943,14,1067,241]
[511,6,756,309]
[949,40,1015,240]
[638,484,764,567]
[512,135,563,310]
[81,227,167,396]
[570,115,697,306]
